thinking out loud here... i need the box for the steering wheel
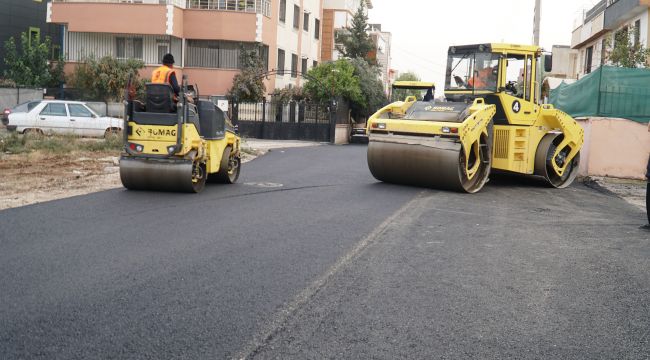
[505,81,518,96]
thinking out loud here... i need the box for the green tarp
[549,66,650,124]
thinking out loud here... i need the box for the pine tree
[335,2,374,62]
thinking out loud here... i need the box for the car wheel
[23,128,43,136]
[104,128,122,139]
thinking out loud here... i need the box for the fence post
[596,66,603,116]
[16,87,20,105]
[329,98,337,144]
[261,98,266,139]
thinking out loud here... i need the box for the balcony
[51,0,271,16]
[604,0,650,29]
[572,10,608,48]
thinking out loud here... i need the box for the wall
[51,3,167,35]
[0,88,43,111]
[577,117,649,179]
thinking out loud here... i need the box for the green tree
[304,59,363,105]
[4,32,64,87]
[348,57,386,119]
[68,56,145,102]
[228,47,266,102]
[391,72,422,102]
[335,2,374,62]
[606,28,650,68]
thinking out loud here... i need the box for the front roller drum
[367,136,491,193]
[120,157,206,193]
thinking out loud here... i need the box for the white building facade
[572,0,649,78]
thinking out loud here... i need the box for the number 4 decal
[512,100,521,113]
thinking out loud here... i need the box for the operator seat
[145,83,176,113]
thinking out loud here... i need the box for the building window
[279,0,286,23]
[28,27,40,47]
[291,54,298,77]
[313,60,318,68]
[634,20,641,47]
[277,48,285,72]
[116,37,143,60]
[301,58,308,74]
[157,43,170,64]
[303,12,309,31]
[314,18,320,40]
[585,46,593,74]
[293,5,300,29]
[185,40,268,70]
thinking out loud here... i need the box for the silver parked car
[6,100,122,138]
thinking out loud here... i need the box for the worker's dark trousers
[647,182,650,224]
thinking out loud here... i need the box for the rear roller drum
[209,147,240,184]
[535,134,580,188]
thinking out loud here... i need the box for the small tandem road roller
[367,43,584,193]
[119,77,241,193]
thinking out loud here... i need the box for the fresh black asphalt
[0,144,648,359]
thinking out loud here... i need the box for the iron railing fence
[231,100,332,142]
[53,0,271,16]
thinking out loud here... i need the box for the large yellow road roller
[120,77,241,193]
[367,43,584,193]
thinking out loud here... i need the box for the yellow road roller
[120,77,241,193]
[367,43,584,193]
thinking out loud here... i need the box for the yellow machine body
[367,43,584,193]
[120,89,242,193]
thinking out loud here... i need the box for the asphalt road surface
[1,145,648,359]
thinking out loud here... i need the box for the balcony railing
[186,0,271,17]
[53,0,188,7]
[52,0,272,16]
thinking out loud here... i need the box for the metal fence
[232,100,332,142]
[0,87,43,111]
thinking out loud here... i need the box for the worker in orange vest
[151,53,180,100]
[468,65,497,89]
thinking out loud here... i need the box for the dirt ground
[0,135,318,211]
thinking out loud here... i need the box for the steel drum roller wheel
[119,157,206,193]
[367,132,492,193]
[535,134,580,188]
[209,147,240,184]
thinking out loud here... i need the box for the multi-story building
[571,0,649,78]
[47,0,322,97]
[274,0,323,90]
[0,0,63,75]
[368,23,391,94]
[320,0,372,62]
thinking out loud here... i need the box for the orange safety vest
[151,65,175,84]
[468,67,492,88]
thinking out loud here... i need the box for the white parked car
[5,100,123,138]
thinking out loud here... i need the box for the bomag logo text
[147,128,176,137]
[424,106,455,112]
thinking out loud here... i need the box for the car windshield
[446,52,499,92]
[12,100,42,113]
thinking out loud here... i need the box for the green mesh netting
[549,66,650,124]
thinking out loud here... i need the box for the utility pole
[533,0,541,45]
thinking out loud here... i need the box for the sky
[368,0,602,96]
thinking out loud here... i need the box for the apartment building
[0,0,63,74]
[368,23,391,94]
[321,0,372,62]
[571,0,650,78]
[274,0,323,89]
[47,0,322,97]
